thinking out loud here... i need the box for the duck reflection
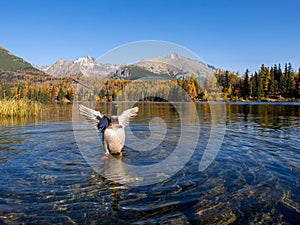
[87,155,129,213]
[103,155,127,211]
[103,154,128,184]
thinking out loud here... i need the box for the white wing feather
[79,104,102,128]
[118,107,138,127]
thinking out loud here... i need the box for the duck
[79,104,138,156]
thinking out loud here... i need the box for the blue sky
[1,0,299,73]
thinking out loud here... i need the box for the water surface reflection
[0,103,299,224]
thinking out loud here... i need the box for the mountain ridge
[0,44,217,80]
[0,46,39,72]
[40,53,216,80]
[136,53,215,79]
[41,56,120,77]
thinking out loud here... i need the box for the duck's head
[97,116,110,133]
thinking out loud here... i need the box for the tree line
[74,75,201,102]
[0,62,299,103]
[0,72,76,103]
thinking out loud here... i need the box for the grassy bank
[0,99,42,118]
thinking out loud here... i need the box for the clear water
[0,103,299,224]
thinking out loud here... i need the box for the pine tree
[281,63,289,95]
[242,69,250,99]
[256,72,264,100]
[286,62,293,95]
[274,64,281,94]
[297,68,300,97]
[224,71,230,89]
[269,67,275,95]
[57,86,65,101]
[251,73,257,98]
[260,64,271,96]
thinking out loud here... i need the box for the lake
[0,102,299,224]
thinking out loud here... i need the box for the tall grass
[0,98,42,118]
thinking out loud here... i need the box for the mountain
[111,53,216,80]
[1,44,216,80]
[41,58,83,76]
[136,53,216,79]
[41,53,217,80]
[0,46,38,72]
[41,56,120,77]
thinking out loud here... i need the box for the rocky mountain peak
[167,53,181,59]
[56,58,67,64]
[73,56,96,66]
[40,55,120,77]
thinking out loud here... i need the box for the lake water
[0,102,299,224]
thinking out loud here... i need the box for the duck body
[103,123,125,154]
[99,115,125,155]
[79,105,138,156]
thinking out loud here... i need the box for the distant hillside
[110,53,216,80]
[111,65,171,80]
[136,53,216,79]
[41,56,120,77]
[0,46,38,72]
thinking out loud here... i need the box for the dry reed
[0,99,42,118]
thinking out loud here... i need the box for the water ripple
[0,103,300,224]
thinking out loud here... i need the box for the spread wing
[79,104,102,128]
[118,107,138,127]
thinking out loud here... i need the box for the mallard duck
[79,104,138,156]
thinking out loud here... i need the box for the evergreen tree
[286,62,293,95]
[273,64,279,81]
[251,73,257,97]
[269,67,275,94]
[57,86,65,101]
[224,71,230,89]
[242,69,250,99]
[279,64,286,94]
[297,68,300,97]
[257,72,264,100]
[260,64,271,96]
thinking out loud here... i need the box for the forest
[216,63,300,101]
[0,72,75,103]
[0,63,299,107]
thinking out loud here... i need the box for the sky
[1,0,299,73]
